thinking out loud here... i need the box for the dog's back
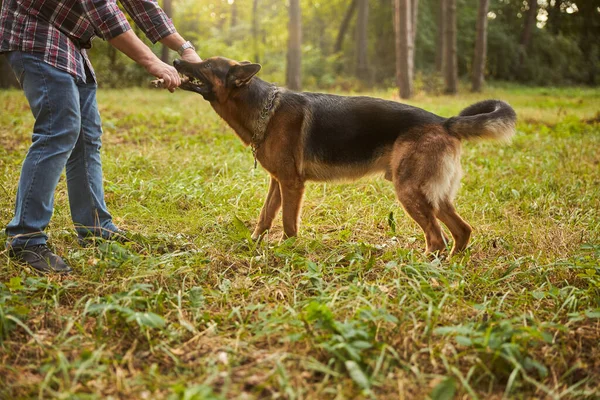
[291,92,515,185]
[302,93,444,164]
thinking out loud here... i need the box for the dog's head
[174,57,261,102]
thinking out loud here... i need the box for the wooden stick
[150,76,189,89]
[150,78,165,88]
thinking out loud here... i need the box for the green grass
[0,84,599,399]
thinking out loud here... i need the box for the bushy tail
[444,100,517,142]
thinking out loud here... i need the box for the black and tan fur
[174,57,517,255]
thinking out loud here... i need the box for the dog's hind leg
[391,129,459,254]
[395,188,447,254]
[252,177,282,240]
[279,180,305,238]
[436,202,472,255]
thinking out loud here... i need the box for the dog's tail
[444,100,517,142]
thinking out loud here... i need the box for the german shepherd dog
[173,57,516,255]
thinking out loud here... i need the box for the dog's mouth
[174,59,217,100]
[186,75,205,87]
[178,72,208,93]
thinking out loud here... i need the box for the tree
[227,0,238,45]
[546,0,563,35]
[334,0,357,54]
[355,0,369,80]
[471,0,489,92]
[230,0,238,30]
[435,0,446,73]
[286,0,302,91]
[518,0,537,75]
[444,0,458,94]
[411,0,419,71]
[252,0,260,63]
[394,0,413,98]
[520,0,537,51]
[576,0,599,85]
[160,0,172,63]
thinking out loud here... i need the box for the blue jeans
[5,51,118,248]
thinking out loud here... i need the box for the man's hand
[109,30,181,92]
[181,48,202,63]
[144,60,181,92]
[109,30,199,92]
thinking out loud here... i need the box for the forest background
[1,0,598,91]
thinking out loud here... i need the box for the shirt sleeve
[118,0,177,44]
[81,0,132,41]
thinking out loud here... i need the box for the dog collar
[251,86,279,168]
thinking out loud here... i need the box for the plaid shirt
[0,0,176,81]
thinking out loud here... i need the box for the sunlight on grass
[0,85,599,399]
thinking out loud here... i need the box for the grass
[0,83,599,399]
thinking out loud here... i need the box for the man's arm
[108,30,181,91]
[118,0,201,62]
[80,0,199,90]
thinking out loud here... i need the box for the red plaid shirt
[0,0,176,81]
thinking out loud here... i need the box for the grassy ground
[0,84,599,399]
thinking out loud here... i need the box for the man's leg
[4,52,81,273]
[66,70,119,240]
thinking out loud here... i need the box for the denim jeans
[5,51,118,248]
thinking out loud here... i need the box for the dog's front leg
[251,177,282,240]
[279,180,305,238]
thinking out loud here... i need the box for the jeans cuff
[6,235,47,250]
[76,222,119,239]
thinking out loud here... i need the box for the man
[0,0,201,274]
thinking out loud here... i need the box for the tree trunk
[577,0,598,85]
[0,55,19,89]
[411,0,419,76]
[444,0,457,94]
[518,0,537,77]
[109,40,117,65]
[253,0,260,63]
[227,0,238,45]
[160,0,172,63]
[394,0,413,98]
[231,1,238,30]
[471,0,489,92]
[547,0,562,35]
[435,0,446,73]
[355,0,369,80]
[520,0,537,50]
[334,0,357,53]
[411,0,419,47]
[286,0,302,91]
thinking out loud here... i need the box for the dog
[173,57,516,255]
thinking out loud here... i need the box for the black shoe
[9,244,72,274]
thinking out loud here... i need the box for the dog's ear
[240,61,252,65]
[227,63,261,87]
